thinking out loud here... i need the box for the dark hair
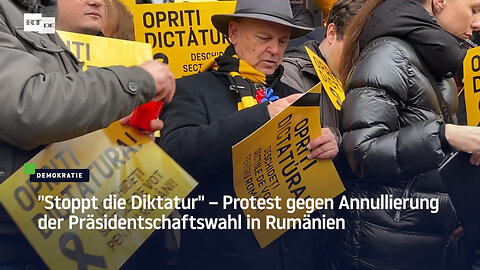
[326,0,366,40]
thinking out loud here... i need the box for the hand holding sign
[307,127,338,160]
[268,92,339,160]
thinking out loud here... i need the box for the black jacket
[159,70,324,270]
[337,0,464,269]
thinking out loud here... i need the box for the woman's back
[336,0,469,269]
[339,35,460,270]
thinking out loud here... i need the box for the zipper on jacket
[394,177,416,222]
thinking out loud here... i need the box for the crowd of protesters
[1,0,480,269]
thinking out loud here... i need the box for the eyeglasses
[79,0,111,7]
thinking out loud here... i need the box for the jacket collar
[360,0,466,79]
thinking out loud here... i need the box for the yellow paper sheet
[232,84,344,248]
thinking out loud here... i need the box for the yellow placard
[132,1,236,78]
[305,46,345,110]
[232,84,345,248]
[0,122,197,269]
[0,32,198,269]
[463,47,480,126]
[57,30,153,70]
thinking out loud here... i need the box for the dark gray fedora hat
[211,0,314,39]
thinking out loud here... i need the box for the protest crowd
[1,0,480,269]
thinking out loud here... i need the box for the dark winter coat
[337,0,465,269]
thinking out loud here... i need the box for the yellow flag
[132,1,236,77]
[232,84,345,248]
[57,31,153,70]
[463,47,480,126]
[305,46,345,110]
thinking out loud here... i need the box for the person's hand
[445,124,480,153]
[267,94,302,118]
[470,152,480,165]
[139,60,175,103]
[120,114,164,140]
[306,128,339,160]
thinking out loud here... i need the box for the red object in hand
[129,101,164,131]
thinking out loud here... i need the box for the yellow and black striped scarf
[201,45,282,110]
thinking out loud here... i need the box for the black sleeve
[341,86,446,183]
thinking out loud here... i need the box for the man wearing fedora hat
[159,0,339,269]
